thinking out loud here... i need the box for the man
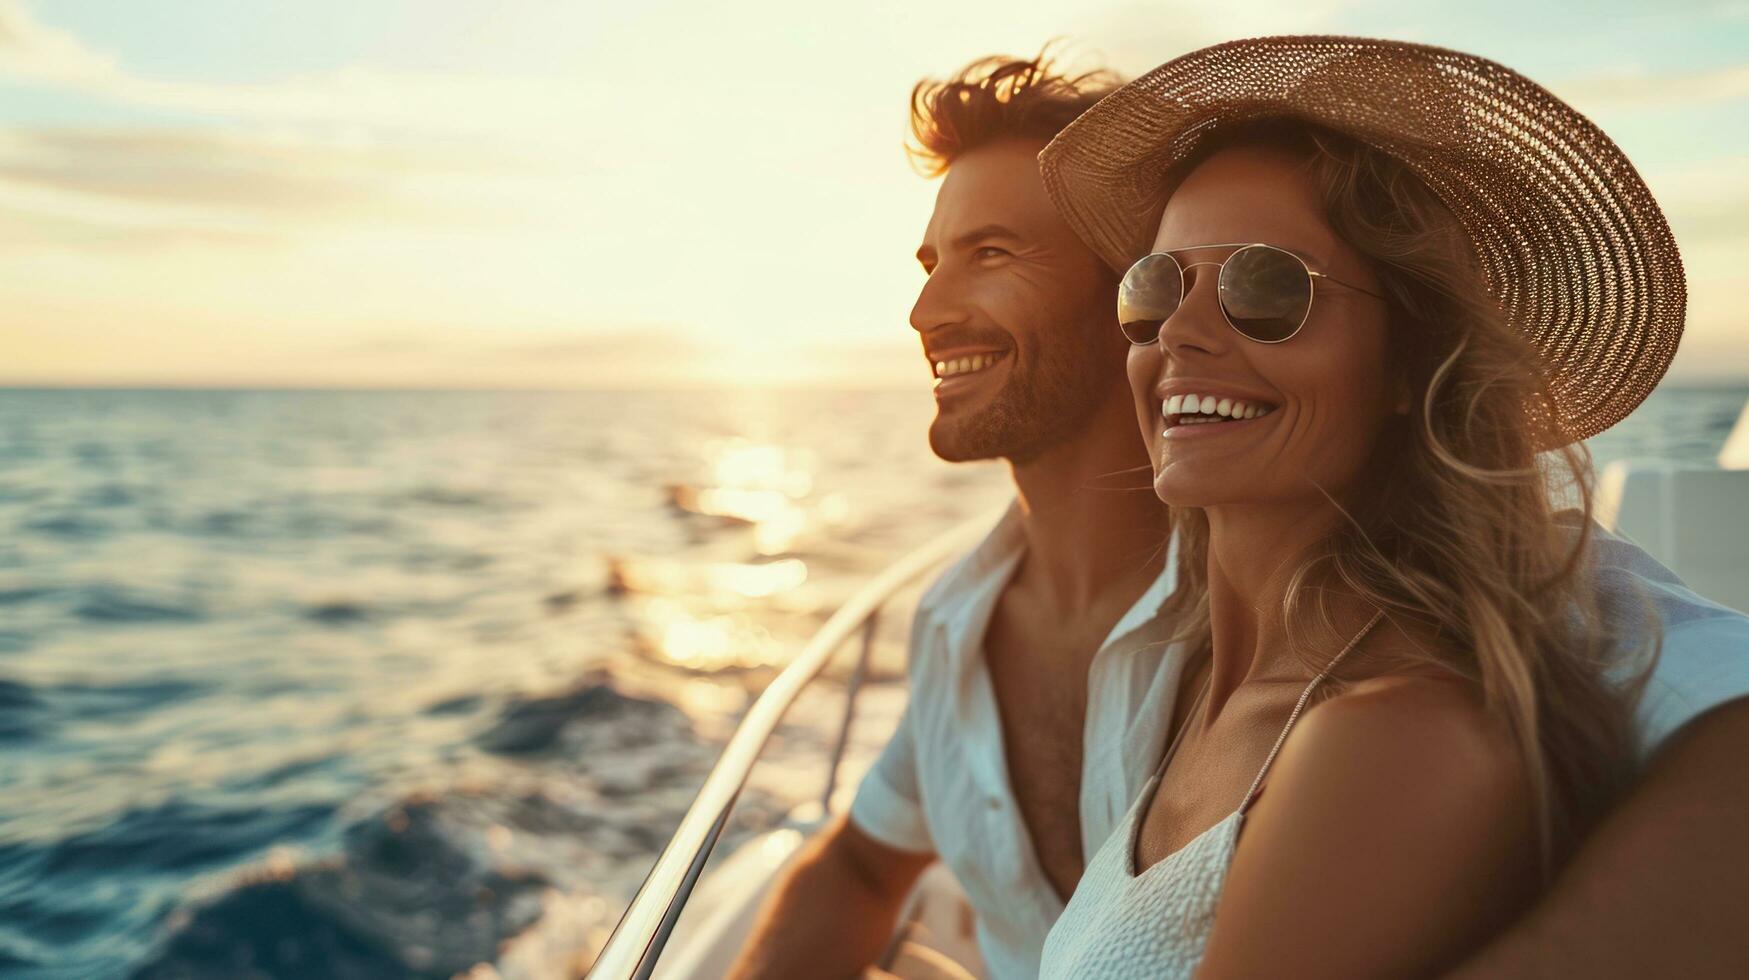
[732,55,1180,978]
[732,53,1749,979]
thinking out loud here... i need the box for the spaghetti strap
[1237,610,1384,815]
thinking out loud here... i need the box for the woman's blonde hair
[1155,120,1656,872]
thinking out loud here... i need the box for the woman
[1033,38,1681,978]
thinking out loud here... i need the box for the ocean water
[0,384,1743,979]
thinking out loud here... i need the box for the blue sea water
[0,384,1743,978]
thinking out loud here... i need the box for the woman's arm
[1197,677,1538,979]
[1444,697,1749,979]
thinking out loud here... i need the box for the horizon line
[0,379,944,394]
[4,377,1749,394]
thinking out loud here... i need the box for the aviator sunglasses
[1117,243,1387,345]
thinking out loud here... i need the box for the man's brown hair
[908,49,1121,176]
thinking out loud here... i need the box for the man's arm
[1445,698,1749,979]
[728,813,935,980]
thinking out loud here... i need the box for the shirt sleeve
[848,701,935,855]
[1636,613,1749,757]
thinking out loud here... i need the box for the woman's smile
[1158,391,1279,441]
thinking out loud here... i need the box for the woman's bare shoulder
[1200,669,1539,977]
[1293,673,1525,795]
[1248,670,1536,913]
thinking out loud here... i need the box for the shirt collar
[920,501,1181,666]
[1103,530,1179,652]
[922,500,1028,664]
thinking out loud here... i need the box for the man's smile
[928,348,1011,401]
[934,351,1007,379]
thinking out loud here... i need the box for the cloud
[1713,1,1749,21]
[1648,155,1749,242]
[330,330,684,365]
[0,1,595,148]
[0,125,575,250]
[0,0,115,84]
[0,3,609,250]
[306,329,930,389]
[94,69,590,143]
[1558,62,1749,111]
[0,129,409,210]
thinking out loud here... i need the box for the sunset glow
[3,0,1747,387]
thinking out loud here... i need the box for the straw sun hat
[1038,35,1685,443]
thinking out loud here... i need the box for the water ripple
[1,385,1732,978]
[40,800,334,876]
[72,588,204,625]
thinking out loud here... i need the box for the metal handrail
[820,611,879,813]
[586,508,1001,980]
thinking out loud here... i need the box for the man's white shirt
[851,501,1749,979]
[850,503,1186,980]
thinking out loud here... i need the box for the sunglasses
[1117,243,1386,346]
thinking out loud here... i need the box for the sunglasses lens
[1117,253,1183,345]
[1219,245,1312,342]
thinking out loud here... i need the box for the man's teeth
[935,353,1004,379]
[1160,393,1277,425]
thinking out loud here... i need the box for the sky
[1,0,1747,388]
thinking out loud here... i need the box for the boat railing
[586,510,999,980]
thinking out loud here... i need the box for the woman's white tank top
[1038,612,1382,979]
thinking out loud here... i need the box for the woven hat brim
[1038,35,1685,443]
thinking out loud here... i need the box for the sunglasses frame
[1118,242,1387,346]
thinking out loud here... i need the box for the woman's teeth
[1161,393,1276,428]
[934,353,1005,379]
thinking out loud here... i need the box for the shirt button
[987,797,1002,810]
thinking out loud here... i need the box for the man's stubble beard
[929,323,1121,465]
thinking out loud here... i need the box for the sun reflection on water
[640,598,778,671]
[669,438,829,555]
[711,441,813,498]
